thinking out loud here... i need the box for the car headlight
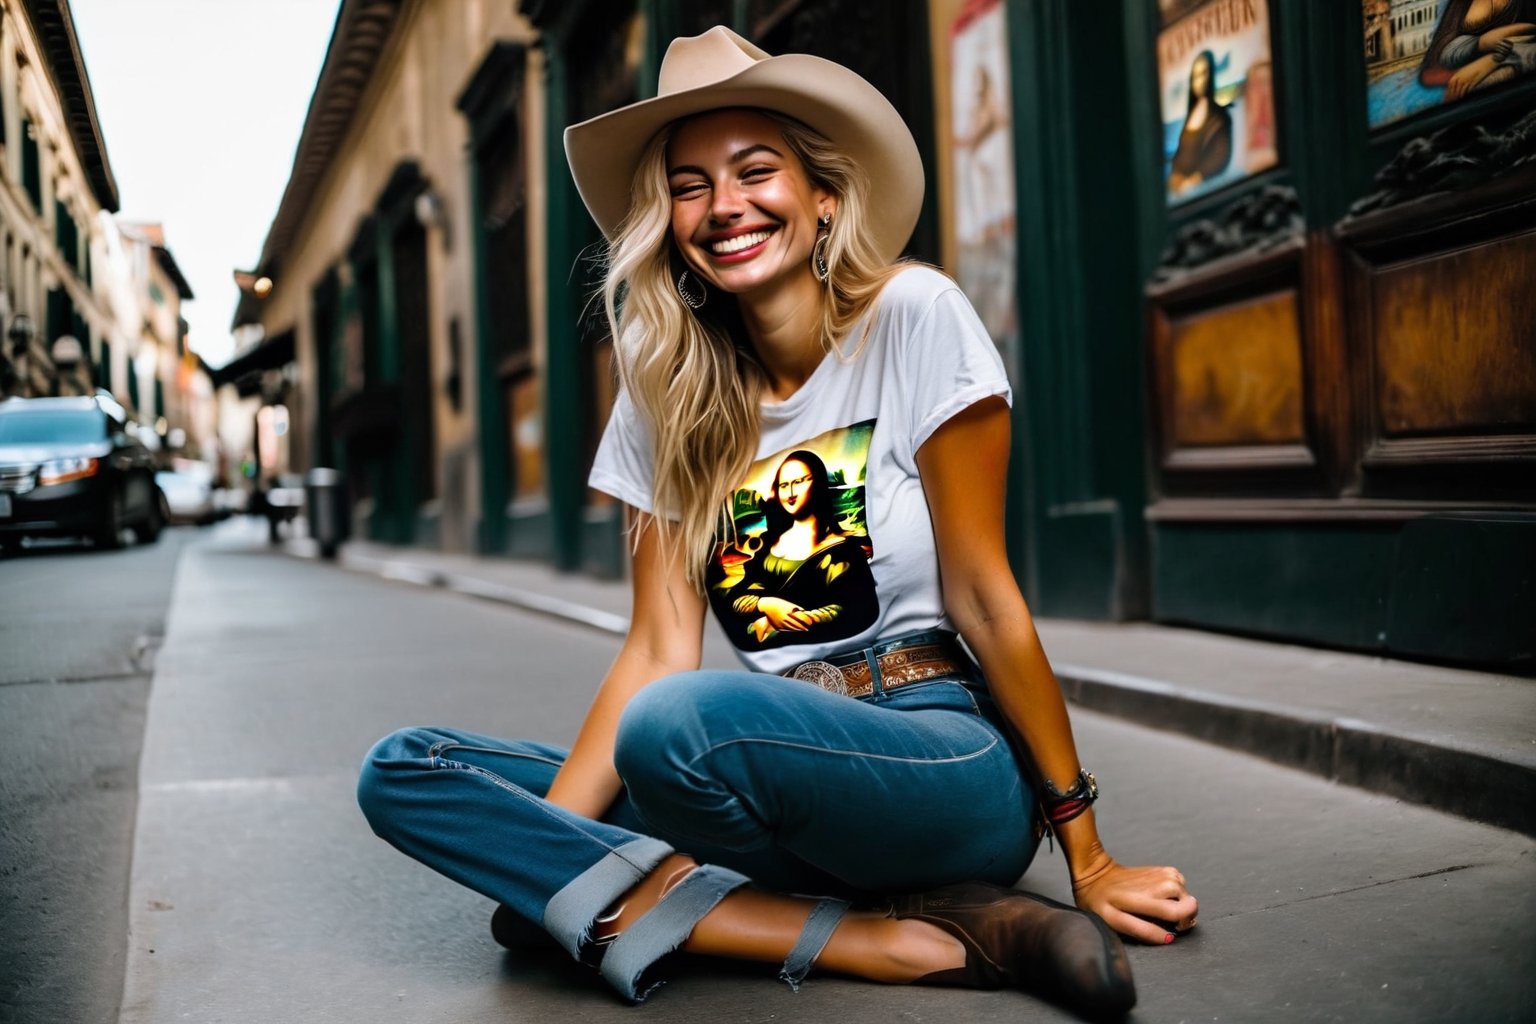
[38,456,100,486]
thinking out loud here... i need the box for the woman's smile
[705,225,778,262]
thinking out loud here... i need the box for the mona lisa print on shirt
[707,420,879,652]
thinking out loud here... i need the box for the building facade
[0,0,117,401]
[114,221,204,451]
[261,0,1534,667]
[227,0,546,553]
[0,1,210,461]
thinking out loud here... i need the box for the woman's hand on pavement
[1071,854,1198,945]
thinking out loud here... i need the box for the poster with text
[1364,0,1536,128]
[949,0,1018,356]
[1159,0,1279,205]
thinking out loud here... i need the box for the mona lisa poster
[948,0,1017,359]
[1158,0,1279,206]
[1364,1,1536,128]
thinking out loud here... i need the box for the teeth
[711,230,771,255]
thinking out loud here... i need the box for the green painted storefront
[501,1,1534,669]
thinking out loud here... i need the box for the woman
[1418,0,1536,100]
[358,27,1195,1017]
[709,448,878,649]
[1167,49,1232,195]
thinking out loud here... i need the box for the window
[20,117,40,211]
[45,287,70,344]
[54,200,78,266]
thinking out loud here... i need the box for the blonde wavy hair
[602,109,907,588]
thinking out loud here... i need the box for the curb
[1056,663,1535,838]
[289,538,1536,839]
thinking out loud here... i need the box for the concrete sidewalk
[120,518,1535,1023]
[288,530,1536,837]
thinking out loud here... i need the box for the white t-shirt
[588,265,1011,675]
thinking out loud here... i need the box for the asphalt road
[120,523,1535,1023]
[0,528,195,1024]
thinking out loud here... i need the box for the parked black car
[0,394,164,552]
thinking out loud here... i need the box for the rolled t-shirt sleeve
[901,280,1013,452]
[588,388,656,514]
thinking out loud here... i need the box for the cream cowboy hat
[564,26,923,264]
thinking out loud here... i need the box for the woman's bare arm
[544,512,707,819]
[916,397,1197,944]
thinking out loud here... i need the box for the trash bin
[305,467,347,560]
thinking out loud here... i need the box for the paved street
[103,521,1534,1023]
[0,529,194,1024]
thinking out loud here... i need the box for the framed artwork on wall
[1363,0,1536,128]
[948,0,1017,357]
[1157,0,1279,206]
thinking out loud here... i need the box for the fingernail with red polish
[1163,933,1176,945]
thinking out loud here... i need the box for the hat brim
[564,53,923,266]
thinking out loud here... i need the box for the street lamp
[8,313,35,357]
[415,188,451,249]
[6,314,35,398]
[51,335,82,367]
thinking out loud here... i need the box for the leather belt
[782,632,969,699]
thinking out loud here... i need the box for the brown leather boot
[890,881,1136,1021]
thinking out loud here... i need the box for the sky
[70,0,341,366]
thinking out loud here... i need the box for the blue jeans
[357,659,1039,1000]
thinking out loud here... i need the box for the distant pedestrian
[358,26,1195,1016]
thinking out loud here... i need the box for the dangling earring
[811,214,832,284]
[677,269,706,310]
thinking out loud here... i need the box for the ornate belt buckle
[791,660,849,696]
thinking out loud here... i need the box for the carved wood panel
[1340,168,1536,500]
[1145,237,1339,493]
[1167,289,1304,448]
[1369,227,1536,438]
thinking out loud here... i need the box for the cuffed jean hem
[599,864,751,1002]
[542,836,674,963]
[778,897,851,991]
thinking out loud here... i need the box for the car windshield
[0,409,107,445]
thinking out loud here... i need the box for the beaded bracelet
[1041,769,1099,828]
